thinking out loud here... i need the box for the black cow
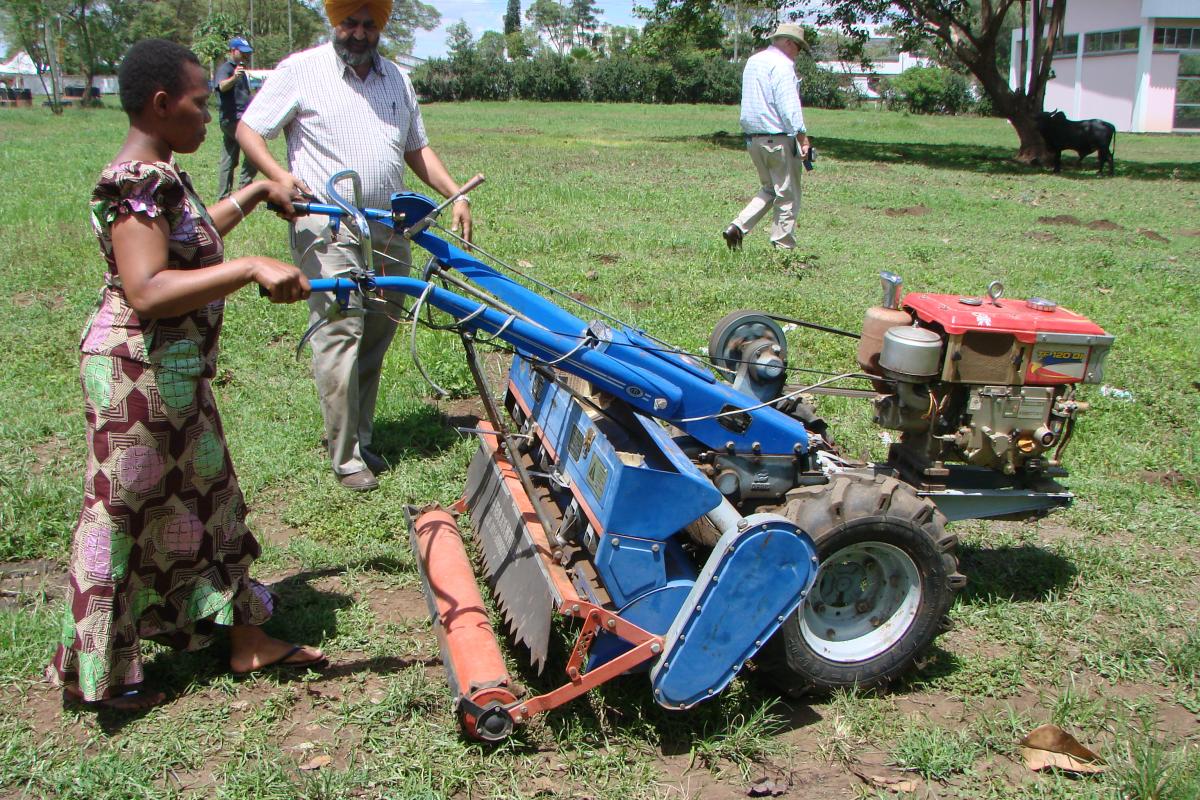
[1037,110,1117,176]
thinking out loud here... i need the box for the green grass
[1,100,1198,798]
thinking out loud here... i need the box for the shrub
[512,55,587,101]
[882,66,974,115]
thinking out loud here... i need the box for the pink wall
[1145,52,1181,131]
[1045,59,1078,115]
[1078,52,1139,128]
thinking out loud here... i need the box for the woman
[47,39,324,711]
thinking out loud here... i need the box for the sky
[411,0,644,60]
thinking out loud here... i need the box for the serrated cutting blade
[464,444,556,673]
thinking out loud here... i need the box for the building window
[1083,27,1140,54]
[1154,26,1200,52]
[1053,33,1079,57]
[1175,55,1200,129]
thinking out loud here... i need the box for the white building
[817,52,934,100]
[1009,0,1200,132]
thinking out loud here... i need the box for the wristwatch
[454,195,470,205]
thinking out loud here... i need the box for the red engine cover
[902,293,1113,385]
[902,293,1107,343]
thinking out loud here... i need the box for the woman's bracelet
[228,195,246,220]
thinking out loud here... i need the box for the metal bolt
[606,618,616,629]
[679,634,686,642]
[777,615,785,622]
[752,441,762,453]
[707,688,715,695]
[695,605,703,612]
[651,543,660,553]
[611,537,620,548]
[812,556,819,565]
[754,640,762,647]
[737,519,749,531]
[855,600,871,613]
[571,604,580,613]
[813,602,825,613]
[870,616,881,628]
[679,703,687,709]
[650,643,662,654]
[711,575,719,583]
[520,705,529,714]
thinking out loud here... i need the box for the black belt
[748,132,787,136]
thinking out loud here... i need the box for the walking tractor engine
[286,172,1113,741]
[857,273,1113,488]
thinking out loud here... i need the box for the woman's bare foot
[229,624,326,675]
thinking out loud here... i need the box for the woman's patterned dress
[46,161,274,702]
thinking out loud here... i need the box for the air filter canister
[880,326,944,381]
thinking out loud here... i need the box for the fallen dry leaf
[299,753,333,771]
[849,766,921,793]
[747,776,789,796]
[1020,724,1106,774]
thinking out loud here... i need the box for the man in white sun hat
[723,23,812,251]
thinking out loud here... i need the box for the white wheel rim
[799,541,922,663]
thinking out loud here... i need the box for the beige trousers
[291,215,412,476]
[731,134,803,250]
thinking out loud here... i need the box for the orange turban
[325,0,392,30]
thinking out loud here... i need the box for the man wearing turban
[239,3,475,492]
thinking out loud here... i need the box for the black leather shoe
[722,225,744,250]
[338,468,379,492]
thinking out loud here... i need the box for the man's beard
[334,39,377,67]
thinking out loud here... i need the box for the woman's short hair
[118,39,201,115]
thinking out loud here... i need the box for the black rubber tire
[758,474,965,695]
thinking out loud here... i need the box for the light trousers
[291,215,412,476]
[731,134,803,250]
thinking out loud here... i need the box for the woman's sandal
[230,644,328,677]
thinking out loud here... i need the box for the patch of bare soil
[11,290,66,310]
[247,493,304,548]
[1037,215,1081,226]
[1175,229,1200,237]
[0,559,67,609]
[1026,231,1060,243]
[1140,469,1198,490]
[1138,229,1170,243]
[883,205,930,217]
[568,291,595,304]
[29,435,74,476]
[592,253,620,265]
[439,396,486,430]
[1086,219,1124,231]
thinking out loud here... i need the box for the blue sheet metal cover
[650,513,818,708]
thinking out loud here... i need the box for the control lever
[403,173,485,239]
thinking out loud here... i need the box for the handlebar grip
[266,201,311,215]
[458,173,486,196]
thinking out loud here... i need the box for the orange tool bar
[411,507,518,741]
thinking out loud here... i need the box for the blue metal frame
[306,191,811,457]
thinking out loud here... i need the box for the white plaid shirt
[240,43,429,208]
[738,46,806,136]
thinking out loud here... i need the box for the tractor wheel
[759,474,964,695]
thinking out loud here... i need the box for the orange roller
[411,506,518,741]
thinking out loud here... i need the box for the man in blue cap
[215,37,258,197]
